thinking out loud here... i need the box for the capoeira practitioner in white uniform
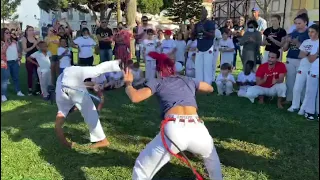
[194,7,216,84]
[54,61,121,148]
[125,52,223,180]
[212,28,222,81]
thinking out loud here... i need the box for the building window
[68,9,73,20]
[79,12,86,21]
[271,0,280,12]
[292,0,306,10]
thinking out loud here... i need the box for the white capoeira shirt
[237,72,256,92]
[299,39,319,72]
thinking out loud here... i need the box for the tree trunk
[125,0,137,58]
[117,0,122,23]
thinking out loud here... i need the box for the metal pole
[282,0,287,28]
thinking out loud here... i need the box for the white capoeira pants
[37,68,52,97]
[55,61,121,142]
[300,73,319,115]
[196,46,214,84]
[238,88,248,97]
[145,60,156,81]
[246,83,287,101]
[285,58,301,102]
[291,70,308,109]
[132,115,223,180]
[212,51,220,82]
[216,81,233,95]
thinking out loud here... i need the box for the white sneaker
[287,106,299,113]
[298,109,305,116]
[17,91,25,97]
[1,95,7,102]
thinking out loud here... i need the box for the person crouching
[216,63,235,96]
[237,61,256,97]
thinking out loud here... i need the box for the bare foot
[277,103,284,109]
[90,139,110,148]
[282,101,291,105]
[258,96,264,104]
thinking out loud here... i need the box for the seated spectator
[129,61,145,88]
[237,61,256,97]
[246,50,287,108]
[216,63,235,96]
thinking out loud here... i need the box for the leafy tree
[165,0,202,24]
[161,0,173,10]
[1,0,21,23]
[137,0,163,14]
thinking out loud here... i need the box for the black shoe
[305,113,316,121]
[28,89,33,96]
[223,92,226,95]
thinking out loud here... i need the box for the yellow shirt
[46,35,60,55]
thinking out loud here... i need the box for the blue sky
[16,0,41,29]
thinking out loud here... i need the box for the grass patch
[1,54,319,180]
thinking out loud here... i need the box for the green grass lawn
[1,55,319,180]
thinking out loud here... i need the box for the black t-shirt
[263,27,287,52]
[96,27,113,49]
[232,25,244,44]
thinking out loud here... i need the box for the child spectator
[27,41,52,100]
[130,61,145,88]
[216,63,235,95]
[175,32,187,66]
[219,29,235,66]
[57,38,72,74]
[186,36,197,77]
[237,61,256,97]
[142,29,158,80]
[161,30,176,60]
[90,74,107,112]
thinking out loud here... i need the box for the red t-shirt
[256,62,287,88]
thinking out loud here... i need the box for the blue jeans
[1,68,9,96]
[7,60,21,92]
[99,49,113,63]
[233,44,242,68]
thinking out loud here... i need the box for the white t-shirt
[175,40,186,63]
[132,68,142,81]
[143,39,157,61]
[288,21,315,34]
[73,36,96,58]
[30,51,51,71]
[161,39,176,55]
[57,47,72,68]
[216,73,236,83]
[298,39,319,71]
[237,72,256,91]
[220,38,235,63]
[92,74,107,85]
[187,40,197,59]
[6,43,19,61]
[310,58,319,76]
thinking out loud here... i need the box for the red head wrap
[148,52,175,77]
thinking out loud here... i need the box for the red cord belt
[160,118,204,180]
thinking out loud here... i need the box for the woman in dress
[113,22,132,66]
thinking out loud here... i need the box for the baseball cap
[164,29,172,36]
[252,7,259,11]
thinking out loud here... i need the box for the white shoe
[1,95,7,102]
[298,109,305,116]
[287,106,299,113]
[17,91,25,97]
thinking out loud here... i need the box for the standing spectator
[57,38,72,74]
[283,14,310,103]
[73,28,96,66]
[212,28,222,81]
[45,26,60,84]
[142,29,158,80]
[76,21,88,37]
[232,16,245,69]
[41,23,48,40]
[194,7,215,84]
[220,18,233,34]
[135,16,153,64]
[10,29,18,41]
[219,28,235,66]
[155,29,164,53]
[186,35,197,77]
[174,32,187,65]
[288,9,315,34]
[246,50,287,109]
[288,24,319,113]
[114,23,132,66]
[21,26,40,96]
[262,15,287,63]
[160,30,176,59]
[96,19,113,63]
[239,20,262,69]
[251,7,267,34]
[57,25,71,46]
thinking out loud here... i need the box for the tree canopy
[137,0,163,15]
[165,0,202,24]
[1,0,21,23]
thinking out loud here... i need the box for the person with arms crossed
[124,51,223,180]
[96,19,113,63]
[194,7,215,84]
[283,14,310,103]
[246,50,287,109]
